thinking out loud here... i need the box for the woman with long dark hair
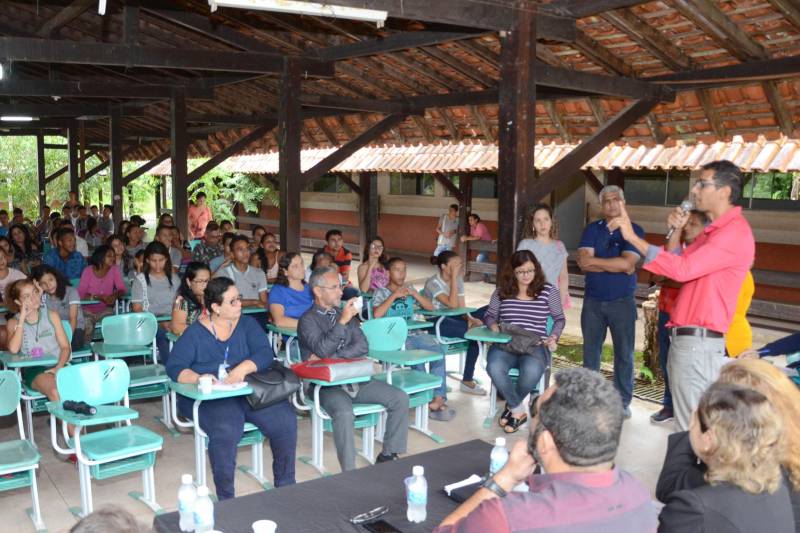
[250,232,284,284]
[106,234,134,281]
[484,249,565,433]
[131,241,180,361]
[356,236,389,292]
[171,262,211,336]
[31,264,86,350]
[78,244,127,342]
[8,223,40,272]
[268,252,312,328]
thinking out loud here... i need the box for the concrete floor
[0,258,785,533]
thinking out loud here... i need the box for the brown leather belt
[672,326,723,339]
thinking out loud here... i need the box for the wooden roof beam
[0,37,334,77]
[697,89,726,138]
[470,105,494,142]
[316,30,486,61]
[543,101,572,143]
[651,56,800,85]
[768,0,800,32]
[532,98,659,200]
[306,1,576,39]
[122,151,169,186]
[438,108,462,141]
[763,81,795,137]
[412,115,435,143]
[544,0,653,18]
[187,124,276,183]
[37,0,94,38]
[313,117,340,146]
[302,114,407,185]
[0,79,213,99]
[299,94,405,114]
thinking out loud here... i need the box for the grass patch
[556,334,645,368]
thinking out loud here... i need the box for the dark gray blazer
[657,431,795,533]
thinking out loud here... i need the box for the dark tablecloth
[153,439,492,533]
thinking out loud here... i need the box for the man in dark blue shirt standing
[577,186,644,417]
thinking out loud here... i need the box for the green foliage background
[0,136,276,224]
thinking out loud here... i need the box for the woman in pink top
[188,191,213,239]
[78,244,127,341]
[460,213,494,280]
[357,236,390,292]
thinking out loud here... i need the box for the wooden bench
[464,240,497,282]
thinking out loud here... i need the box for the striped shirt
[434,468,658,533]
[483,283,565,339]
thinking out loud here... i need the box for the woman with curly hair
[657,380,793,532]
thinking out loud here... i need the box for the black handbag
[244,363,301,410]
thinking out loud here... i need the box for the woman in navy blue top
[167,277,297,500]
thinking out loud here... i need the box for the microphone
[666,199,695,240]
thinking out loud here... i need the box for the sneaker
[460,381,487,396]
[376,453,398,463]
[650,408,674,424]
[623,406,632,419]
[429,407,456,422]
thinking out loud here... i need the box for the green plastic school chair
[361,317,444,443]
[0,371,45,531]
[48,359,164,518]
[91,312,174,434]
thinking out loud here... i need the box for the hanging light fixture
[208,0,388,26]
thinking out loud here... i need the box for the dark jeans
[486,346,548,413]
[658,310,673,410]
[177,395,297,501]
[70,328,85,352]
[431,306,486,382]
[155,327,170,364]
[581,295,637,407]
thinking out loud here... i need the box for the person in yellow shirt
[726,270,754,357]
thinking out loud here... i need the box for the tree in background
[186,163,277,222]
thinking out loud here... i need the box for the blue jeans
[177,395,297,500]
[658,310,673,410]
[581,296,637,407]
[407,333,447,399]
[431,306,486,382]
[156,328,170,364]
[487,346,548,414]
[476,252,489,263]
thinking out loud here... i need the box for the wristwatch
[481,476,508,498]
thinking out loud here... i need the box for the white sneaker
[460,381,487,396]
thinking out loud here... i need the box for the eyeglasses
[514,269,535,277]
[692,180,718,190]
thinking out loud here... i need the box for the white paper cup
[352,296,363,312]
[198,375,213,394]
[252,519,277,533]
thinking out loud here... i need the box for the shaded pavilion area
[2,0,800,270]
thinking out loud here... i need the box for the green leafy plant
[187,163,277,222]
[638,365,655,383]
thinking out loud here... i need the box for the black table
[154,439,492,533]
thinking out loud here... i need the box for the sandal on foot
[504,414,528,434]
[498,406,513,427]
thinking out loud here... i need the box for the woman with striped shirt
[484,249,565,433]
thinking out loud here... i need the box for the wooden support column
[497,6,537,272]
[171,89,189,238]
[109,107,123,224]
[67,121,79,196]
[358,171,378,256]
[278,58,302,252]
[155,180,162,216]
[457,173,473,266]
[36,132,47,214]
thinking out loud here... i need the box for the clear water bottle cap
[495,437,506,447]
[197,486,210,497]
[412,465,424,476]
[181,474,193,485]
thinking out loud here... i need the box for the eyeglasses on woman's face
[514,269,535,277]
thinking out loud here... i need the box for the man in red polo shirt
[608,160,754,431]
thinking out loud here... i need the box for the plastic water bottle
[405,465,427,523]
[193,486,214,533]
[490,437,509,476]
[178,474,197,532]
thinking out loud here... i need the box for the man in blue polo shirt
[43,226,86,279]
[577,185,644,418]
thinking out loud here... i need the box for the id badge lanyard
[211,320,231,380]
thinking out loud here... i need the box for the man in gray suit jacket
[298,266,409,472]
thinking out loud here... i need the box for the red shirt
[644,206,754,333]
[658,285,680,315]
